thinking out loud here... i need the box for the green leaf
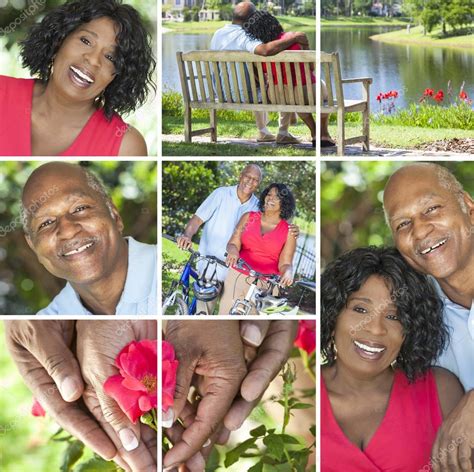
[250,424,266,437]
[60,441,84,472]
[277,434,300,445]
[289,402,313,410]
[310,425,316,436]
[263,434,285,461]
[224,438,258,467]
[73,457,117,472]
[248,460,263,472]
[205,447,220,472]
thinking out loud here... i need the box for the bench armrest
[341,77,373,84]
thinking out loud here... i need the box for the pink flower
[104,340,157,423]
[162,341,178,413]
[294,320,316,355]
[31,399,46,417]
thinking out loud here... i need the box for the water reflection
[322,26,473,109]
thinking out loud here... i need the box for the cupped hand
[163,320,247,469]
[225,248,239,267]
[279,269,294,287]
[4,320,116,461]
[176,235,192,250]
[76,320,157,472]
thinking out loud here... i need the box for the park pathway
[163,134,472,157]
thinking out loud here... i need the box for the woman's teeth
[70,66,95,85]
[353,340,386,353]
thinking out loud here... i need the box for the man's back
[210,23,261,53]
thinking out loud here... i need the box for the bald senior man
[22,162,157,315]
[384,162,474,471]
[210,2,308,144]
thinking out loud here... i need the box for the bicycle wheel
[163,293,189,316]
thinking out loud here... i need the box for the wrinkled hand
[163,320,247,469]
[224,320,298,431]
[4,320,116,461]
[76,320,157,472]
[293,31,309,48]
[288,223,300,239]
[176,235,192,250]
[431,390,474,472]
[225,247,240,267]
[280,269,294,287]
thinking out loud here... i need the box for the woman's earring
[96,91,105,108]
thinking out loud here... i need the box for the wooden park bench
[176,50,316,144]
[321,52,372,156]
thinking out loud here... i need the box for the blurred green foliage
[321,161,474,267]
[0,0,157,155]
[162,160,316,238]
[0,161,157,315]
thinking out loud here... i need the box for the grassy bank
[321,16,408,27]
[164,15,315,34]
[370,24,474,49]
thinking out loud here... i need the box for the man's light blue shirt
[196,185,259,281]
[37,237,157,315]
[433,277,474,391]
[210,23,262,53]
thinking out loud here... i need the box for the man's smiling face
[23,163,125,285]
[383,165,474,281]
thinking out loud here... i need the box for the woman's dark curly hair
[321,246,447,382]
[20,0,156,119]
[242,11,284,43]
[258,183,295,220]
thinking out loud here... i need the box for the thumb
[32,330,84,402]
[96,390,141,453]
[240,320,271,347]
[171,355,197,427]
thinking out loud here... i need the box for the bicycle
[162,234,227,315]
[227,256,316,315]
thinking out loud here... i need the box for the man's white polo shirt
[210,23,262,53]
[196,185,259,281]
[36,237,157,315]
[433,278,474,390]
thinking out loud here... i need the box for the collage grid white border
[0,0,471,470]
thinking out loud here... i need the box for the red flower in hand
[294,320,316,355]
[434,90,444,102]
[31,399,46,417]
[162,341,178,413]
[104,340,157,423]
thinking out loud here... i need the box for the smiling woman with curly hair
[0,0,155,156]
[320,246,466,471]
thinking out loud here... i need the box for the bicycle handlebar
[224,252,280,281]
[164,234,227,267]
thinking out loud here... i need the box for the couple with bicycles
[165,164,304,315]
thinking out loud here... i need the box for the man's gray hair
[383,163,468,226]
[21,167,114,234]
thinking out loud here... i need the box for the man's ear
[24,233,34,251]
[110,203,124,234]
[463,191,474,223]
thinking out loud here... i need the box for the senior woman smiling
[321,246,468,471]
[0,0,155,156]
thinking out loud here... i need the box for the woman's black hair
[20,0,156,119]
[242,11,284,43]
[258,183,295,220]
[321,246,447,382]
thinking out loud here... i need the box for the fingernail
[203,438,211,447]
[119,428,139,452]
[163,465,178,471]
[241,324,262,347]
[60,377,80,401]
[162,408,174,428]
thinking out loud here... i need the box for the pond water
[162,31,316,92]
[322,26,474,110]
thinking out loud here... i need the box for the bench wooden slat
[256,62,267,104]
[220,62,233,103]
[247,62,258,104]
[303,63,314,105]
[274,63,285,105]
[195,61,207,102]
[211,61,224,102]
[186,61,198,102]
[230,62,241,103]
[182,50,316,62]
[189,101,314,112]
[204,61,215,101]
[238,62,250,103]
[267,63,277,104]
[284,63,295,105]
[294,61,304,106]
[323,62,334,106]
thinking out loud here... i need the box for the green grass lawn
[333,122,474,149]
[370,24,474,49]
[163,15,315,34]
[321,16,408,27]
